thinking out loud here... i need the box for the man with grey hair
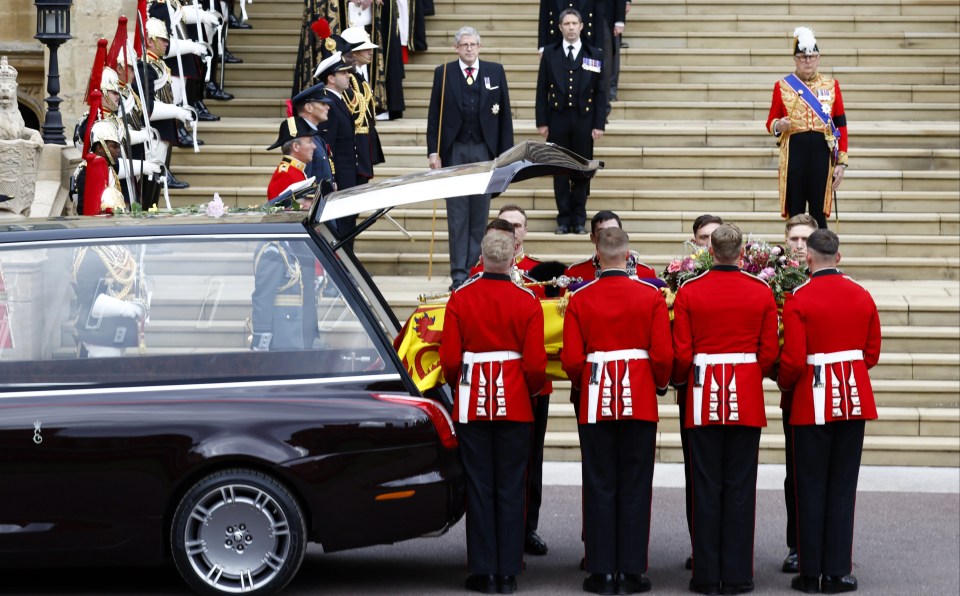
[427,26,514,291]
[672,223,779,595]
[440,224,546,595]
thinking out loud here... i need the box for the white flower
[206,193,226,218]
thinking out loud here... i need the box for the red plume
[84,39,108,103]
[285,99,294,118]
[82,153,109,216]
[107,16,129,78]
[311,18,331,40]
[133,0,147,59]
[82,90,103,157]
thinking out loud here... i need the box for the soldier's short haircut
[481,227,514,265]
[711,223,743,262]
[591,210,622,235]
[558,8,583,23]
[807,229,840,257]
[498,204,527,223]
[692,214,723,236]
[454,26,481,46]
[485,218,515,234]
[596,227,629,261]
[785,213,819,233]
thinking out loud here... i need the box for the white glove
[118,159,163,179]
[151,101,194,122]
[181,4,201,24]
[127,128,152,145]
[92,294,144,319]
[168,38,211,57]
[201,9,222,26]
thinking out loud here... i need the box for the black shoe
[620,41,629,48]
[821,575,857,593]
[579,556,586,571]
[685,556,694,570]
[555,225,570,235]
[194,100,220,121]
[205,81,234,101]
[782,549,799,573]
[616,573,651,594]
[496,575,517,594]
[721,580,754,594]
[223,49,243,64]
[448,279,464,291]
[524,531,548,555]
[689,580,721,595]
[790,575,820,594]
[465,574,497,594]
[583,573,617,595]
[165,171,190,190]
[574,225,587,234]
[176,125,204,147]
[228,14,252,29]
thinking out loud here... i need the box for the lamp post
[34,0,72,145]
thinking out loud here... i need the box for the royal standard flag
[395,299,568,393]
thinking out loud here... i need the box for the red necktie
[465,66,474,85]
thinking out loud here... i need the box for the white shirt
[458,59,478,79]
[564,39,583,61]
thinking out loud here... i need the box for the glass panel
[0,237,390,388]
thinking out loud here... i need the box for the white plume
[793,26,818,54]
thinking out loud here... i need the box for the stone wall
[1,0,137,135]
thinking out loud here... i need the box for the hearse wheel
[171,469,306,595]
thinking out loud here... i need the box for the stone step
[179,142,960,173]
[171,160,960,195]
[544,404,960,437]
[186,118,960,149]
[543,430,960,466]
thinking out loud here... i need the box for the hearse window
[0,238,390,388]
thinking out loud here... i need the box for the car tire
[171,469,307,596]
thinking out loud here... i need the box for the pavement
[9,464,959,595]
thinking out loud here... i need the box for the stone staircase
[167,0,959,466]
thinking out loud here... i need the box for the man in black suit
[538,0,597,51]
[316,46,360,244]
[426,26,514,291]
[536,8,607,235]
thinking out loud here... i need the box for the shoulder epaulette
[678,269,711,288]
[278,162,290,173]
[791,278,813,294]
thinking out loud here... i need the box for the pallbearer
[778,229,881,594]
[672,224,780,595]
[562,227,672,595]
[440,225,547,595]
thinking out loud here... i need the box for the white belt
[586,349,649,424]
[807,350,864,425]
[458,351,522,423]
[692,352,757,426]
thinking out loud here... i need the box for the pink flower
[667,260,683,273]
[205,193,226,218]
[760,266,776,280]
[788,259,800,268]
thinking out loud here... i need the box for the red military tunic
[267,156,308,200]
[440,272,547,423]
[562,270,673,424]
[778,269,881,425]
[562,251,657,295]
[672,265,780,428]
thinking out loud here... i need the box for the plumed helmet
[101,67,121,94]
[91,119,121,145]
[793,26,819,55]
[146,18,169,42]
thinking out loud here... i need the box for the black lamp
[34,0,73,145]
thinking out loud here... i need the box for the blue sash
[783,74,840,160]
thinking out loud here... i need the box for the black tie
[567,44,575,63]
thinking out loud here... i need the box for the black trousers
[525,393,551,535]
[792,420,865,579]
[689,425,762,585]
[786,131,831,229]
[783,409,798,550]
[456,421,531,576]
[579,420,657,575]
[679,394,694,547]
[547,109,594,228]
[445,140,492,283]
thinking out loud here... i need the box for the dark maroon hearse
[0,143,599,595]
